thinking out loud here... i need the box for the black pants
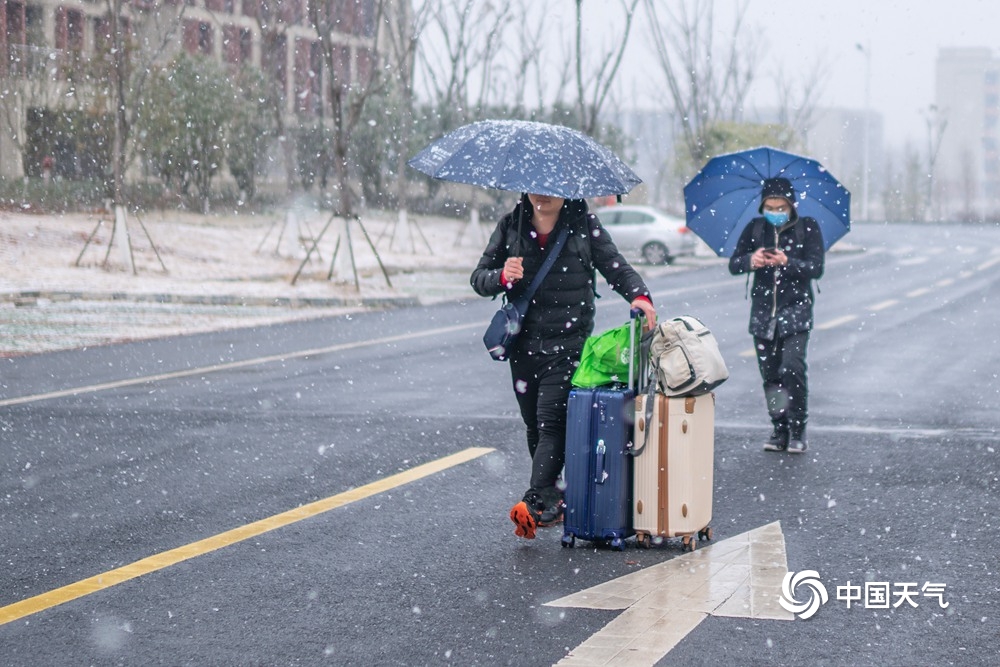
[508,349,578,506]
[753,331,809,436]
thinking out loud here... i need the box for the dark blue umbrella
[407,119,641,199]
[683,146,851,257]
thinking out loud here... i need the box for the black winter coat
[471,198,651,355]
[728,217,825,339]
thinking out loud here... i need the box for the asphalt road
[1,222,998,666]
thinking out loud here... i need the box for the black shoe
[763,426,788,452]
[537,498,565,527]
[786,427,807,453]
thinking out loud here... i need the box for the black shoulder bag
[483,226,569,361]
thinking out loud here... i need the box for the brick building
[1,0,383,181]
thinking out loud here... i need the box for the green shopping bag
[571,321,637,388]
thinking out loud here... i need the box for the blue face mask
[763,210,789,226]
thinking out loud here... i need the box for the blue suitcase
[561,385,635,549]
[561,313,642,550]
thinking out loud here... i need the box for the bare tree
[880,144,925,223]
[508,0,550,115]
[573,0,641,136]
[414,0,645,138]
[240,0,301,195]
[379,0,433,251]
[289,0,398,288]
[415,0,514,130]
[102,0,184,272]
[773,58,830,140]
[0,2,179,268]
[902,143,926,222]
[308,0,389,216]
[0,56,63,175]
[409,0,516,224]
[957,146,978,221]
[644,0,759,169]
[879,149,901,221]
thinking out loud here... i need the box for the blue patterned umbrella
[683,146,851,257]
[408,119,641,199]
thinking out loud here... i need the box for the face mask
[763,210,789,226]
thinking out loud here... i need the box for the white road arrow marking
[546,521,793,666]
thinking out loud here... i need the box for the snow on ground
[0,204,737,357]
[0,207,487,356]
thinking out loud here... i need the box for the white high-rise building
[935,47,1000,218]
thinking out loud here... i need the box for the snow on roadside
[0,208,485,355]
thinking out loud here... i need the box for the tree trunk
[109,0,134,273]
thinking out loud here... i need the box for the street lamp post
[856,42,871,221]
[924,104,948,222]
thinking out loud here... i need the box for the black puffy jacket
[728,217,825,339]
[471,197,651,355]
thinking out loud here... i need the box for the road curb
[0,290,420,309]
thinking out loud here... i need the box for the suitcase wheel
[635,532,651,549]
[698,527,713,542]
[609,537,626,551]
[561,534,575,548]
[681,535,696,552]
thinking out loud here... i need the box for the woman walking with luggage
[471,193,656,540]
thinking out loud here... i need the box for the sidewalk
[0,208,484,356]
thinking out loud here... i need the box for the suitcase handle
[594,440,607,484]
[629,308,641,390]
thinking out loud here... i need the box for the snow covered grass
[0,207,486,355]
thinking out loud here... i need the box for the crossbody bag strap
[630,370,658,457]
[511,226,570,314]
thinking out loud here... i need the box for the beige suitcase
[632,392,715,550]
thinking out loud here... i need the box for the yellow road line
[0,447,494,626]
[0,323,478,407]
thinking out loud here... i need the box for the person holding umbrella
[684,147,847,454]
[410,119,657,539]
[728,177,825,453]
[471,193,656,539]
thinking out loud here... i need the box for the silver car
[595,204,697,265]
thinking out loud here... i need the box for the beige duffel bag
[648,316,729,397]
